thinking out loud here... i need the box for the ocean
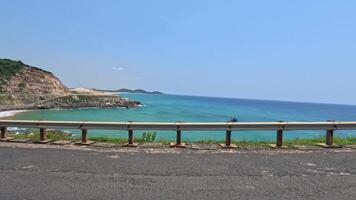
[7,93,356,141]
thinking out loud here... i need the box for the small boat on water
[229,117,238,122]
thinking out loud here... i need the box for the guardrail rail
[1,120,356,148]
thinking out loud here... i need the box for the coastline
[0,94,140,115]
[0,110,28,119]
[3,93,356,141]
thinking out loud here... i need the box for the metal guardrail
[1,120,356,147]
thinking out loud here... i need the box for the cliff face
[0,59,68,105]
[0,58,140,111]
[0,60,68,96]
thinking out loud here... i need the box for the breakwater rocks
[0,95,140,112]
[35,95,141,109]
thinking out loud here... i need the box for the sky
[0,0,356,105]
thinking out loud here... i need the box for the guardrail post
[269,121,287,149]
[316,120,340,148]
[176,126,182,146]
[170,125,185,148]
[35,127,53,144]
[0,127,14,142]
[220,125,237,148]
[226,128,232,147]
[276,129,283,147]
[75,129,95,145]
[123,125,138,147]
[1,127,7,139]
[40,128,47,141]
[128,129,134,145]
[326,129,333,146]
[82,129,88,143]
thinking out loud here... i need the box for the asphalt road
[0,145,356,200]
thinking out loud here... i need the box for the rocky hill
[0,58,140,111]
[0,59,69,105]
[1,61,69,95]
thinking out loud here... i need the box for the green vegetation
[88,132,157,143]
[9,130,356,146]
[40,95,115,105]
[283,136,356,146]
[0,59,25,92]
[185,136,356,146]
[13,130,71,141]
[88,136,129,144]
[0,94,14,104]
[143,132,156,142]
[11,131,159,144]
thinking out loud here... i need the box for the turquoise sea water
[10,93,356,141]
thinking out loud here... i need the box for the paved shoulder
[0,146,356,200]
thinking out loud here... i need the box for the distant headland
[94,88,164,95]
[0,58,141,111]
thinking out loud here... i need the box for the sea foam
[0,110,27,118]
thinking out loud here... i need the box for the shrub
[142,132,156,142]
[0,59,26,92]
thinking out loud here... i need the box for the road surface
[0,144,356,200]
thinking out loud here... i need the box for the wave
[8,127,27,131]
[0,110,28,118]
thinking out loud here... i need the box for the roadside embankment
[4,130,356,150]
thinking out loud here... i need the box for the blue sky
[0,0,355,105]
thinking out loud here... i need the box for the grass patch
[157,138,170,145]
[89,132,158,144]
[159,136,356,146]
[283,136,356,146]
[88,136,128,144]
[11,130,72,141]
[180,139,271,147]
[8,130,356,146]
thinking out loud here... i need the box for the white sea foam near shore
[0,110,28,118]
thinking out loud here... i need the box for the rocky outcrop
[35,95,140,109]
[0,59,141,111]
[4,66,69,96]
[0,59,69,105]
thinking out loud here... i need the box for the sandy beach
[0,110,28,118]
